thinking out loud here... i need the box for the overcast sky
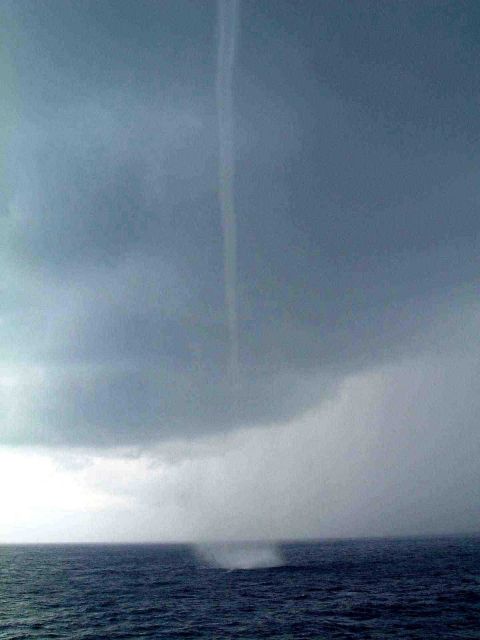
[1,0,479,542]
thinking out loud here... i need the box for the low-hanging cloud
[3,321,477,543]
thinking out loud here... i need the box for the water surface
[0,537,478,638]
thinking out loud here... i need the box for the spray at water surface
[196,542,285,570]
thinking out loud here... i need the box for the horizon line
[1,530,479,546]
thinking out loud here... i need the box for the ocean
[0,537,478,639]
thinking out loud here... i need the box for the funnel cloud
[217,0,240,400]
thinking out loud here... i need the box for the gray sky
[0,0,479,541]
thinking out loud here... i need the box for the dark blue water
[0,537,479,639]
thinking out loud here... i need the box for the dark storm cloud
[2,0,480,445]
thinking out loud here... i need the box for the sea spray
[196,542,284,570]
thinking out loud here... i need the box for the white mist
[195,542,284,570]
